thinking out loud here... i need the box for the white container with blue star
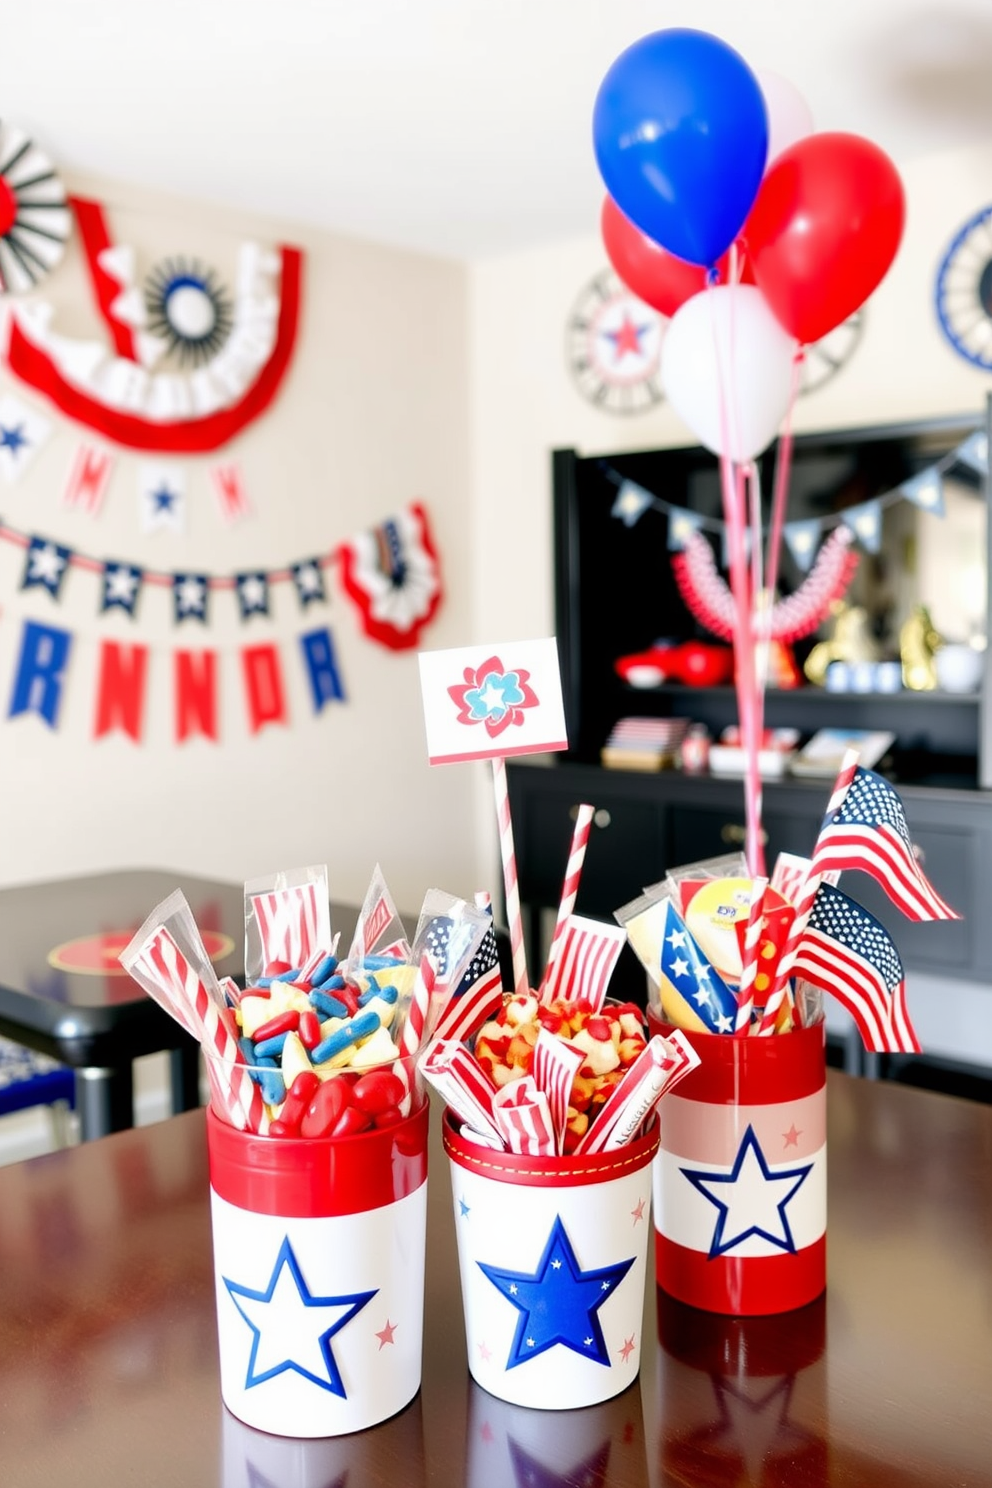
[443,1113,657,1409]
[207,1102,429,1437]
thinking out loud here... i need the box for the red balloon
[743,132,905,345]
[601,195,708,316]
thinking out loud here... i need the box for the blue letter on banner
[300,627,346,713]
[8,620,73,727]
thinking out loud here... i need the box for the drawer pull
[569,805,612,829]
[721,822,767,846]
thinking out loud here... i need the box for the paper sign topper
[418,638,568,765]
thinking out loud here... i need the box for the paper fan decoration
[144,256,235,366]
[0,122,72,293]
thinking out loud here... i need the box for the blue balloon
[593,29,768,268]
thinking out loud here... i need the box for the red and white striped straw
[753,867,822,1037]
[399,954,435,1057]
[752,747,862,1038]
[492,755,528,993]
[734,876,768,1035]
[543,803,595,990]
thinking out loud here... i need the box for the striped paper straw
[532,1029,585,1154]
[734,876,769,1035]
[543,803,595,992]
[492,1077,557,1156]
[399,954,435,1056]
[492,755,528,993]
[752,867,822,1037]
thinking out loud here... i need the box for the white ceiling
[4,0,992,261]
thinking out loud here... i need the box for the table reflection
[221,1394,426,1488]
[465,1375,647,1487]
[654,1290,827,1488]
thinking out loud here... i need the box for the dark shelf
[623,683,981,706]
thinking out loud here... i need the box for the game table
[0,1072,988,1486]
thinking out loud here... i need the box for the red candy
[300,1076,355,1138]
[352,1070,405,1115]
[253,1009,301,1043]
[330,1104,374,1139]
[298,1009,322,1050]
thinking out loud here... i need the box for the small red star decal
[611,314,644,359]
[631,1198,646,1224]
[375,1319,397,1349]
[619,1335,636,1363]
[478,1340,492,1362]
[783,1123,801,1148]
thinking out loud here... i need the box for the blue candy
[314,972,346,992]
[311,1009,381,1065]
[254,1032,289,1058]
[359,982,398,1007]
[310,954,337,984]
[362,955,404,970]
[258,1067,286,1107]
[310,990,349,1019]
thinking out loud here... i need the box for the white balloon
[756,68,814,164]
[660,285,799,462]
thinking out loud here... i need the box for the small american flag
[811,765,959,922]
[425,913,503,1044]
[793,883,920,1053]
[540,914,626,1010]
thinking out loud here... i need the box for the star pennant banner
[0,394,52,483]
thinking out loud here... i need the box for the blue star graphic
[223,1236,376,1397]
[680,1125,813,1259]
[459,1196,471,1217]
[464,669,525,724]
[152,484,176,513]
[0,423,27,454]
[479,1214,634,1370]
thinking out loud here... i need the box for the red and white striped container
[443,1112,657,1409]
[207,1099,429,1437]
[647,1012,826,1316]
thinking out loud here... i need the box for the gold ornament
[900,605,943,691]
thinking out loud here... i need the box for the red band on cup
[443,1107,658,1187]
[207,1102,429,1218]
[655,1233,827,1316]
[646,1012,826,1106]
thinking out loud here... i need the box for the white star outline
[680,1125,814,1258]
[103,565,141,607]
[223,1235,377,1397]
[27,541,67,587]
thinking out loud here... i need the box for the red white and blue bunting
[0,499,444,739]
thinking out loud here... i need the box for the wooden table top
[0,1071,988,1487]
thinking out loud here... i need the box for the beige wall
[0,171,481,915]
[4,137,992,927]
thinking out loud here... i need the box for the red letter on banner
[242,644,287,733]
[94,641,148,740]
[211,463,252,523]
[63,443,115,515]
[175,650,218,742]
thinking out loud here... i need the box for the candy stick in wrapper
[411,893,495,1043]
[540,914,627,1012]
[346,863,410,970]
[244,864,331,984]
[124,920,267,1133]
[543,802,595,995]
[419,1038,502,1146]
[574,1031,700,1155]
[531,1028,585,1155]
[734,876,769,1035]
[492,1077,557,1156]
